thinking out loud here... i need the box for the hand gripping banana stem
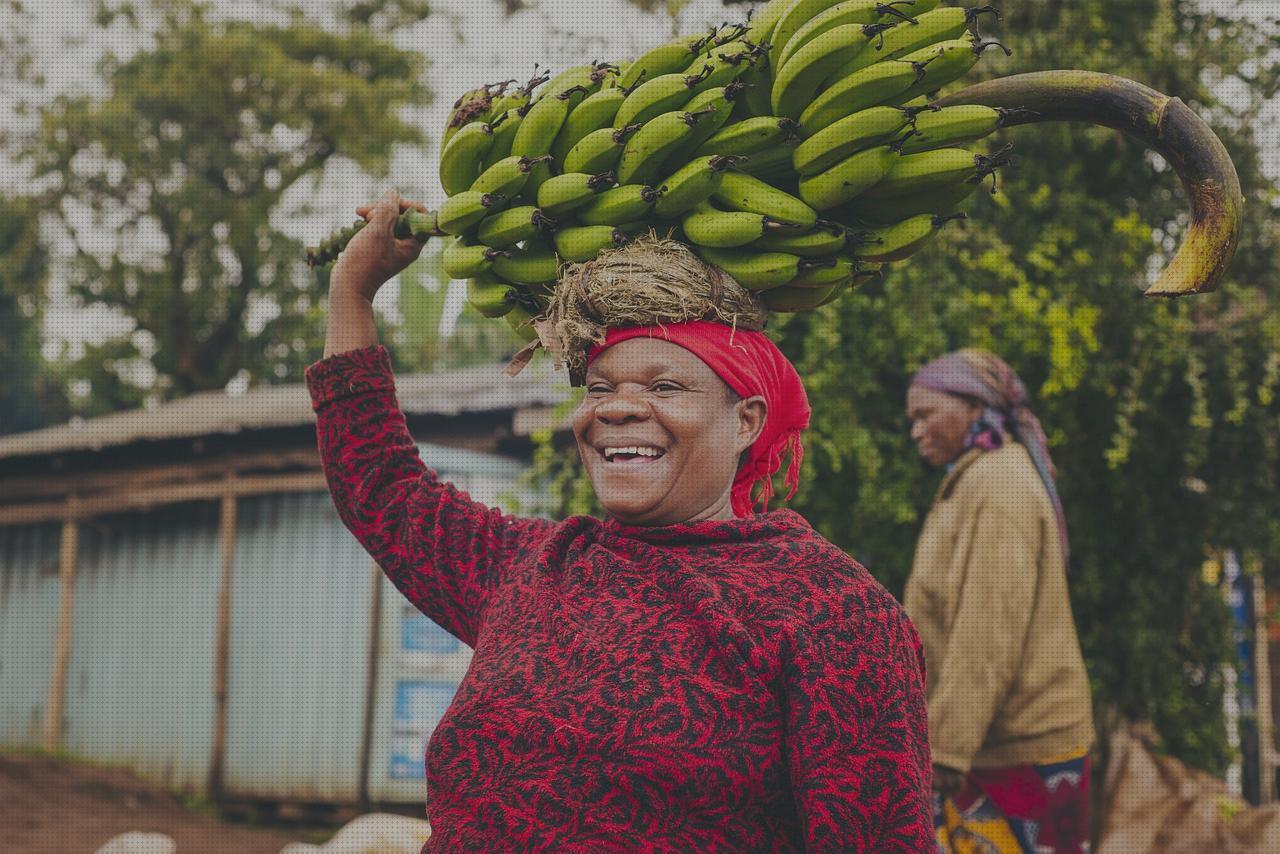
[935,69,1243,295]
[304,210,444,270]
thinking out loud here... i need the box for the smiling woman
[307,191,933,851]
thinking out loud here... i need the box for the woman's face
[906,385,981,468]
[574,337,767,526]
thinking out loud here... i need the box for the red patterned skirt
[934,753,1091,853]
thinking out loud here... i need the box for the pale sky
[2,0,1276,379]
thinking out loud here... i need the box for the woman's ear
[736,396,768,453]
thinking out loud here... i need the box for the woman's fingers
[355,193,427,220]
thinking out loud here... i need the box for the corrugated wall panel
[62,504,221,793]
[222,491,373,802]
[0,523,61,747]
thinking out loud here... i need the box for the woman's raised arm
[309,193,551,646]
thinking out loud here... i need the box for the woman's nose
[595,389,651,422]
[909,420,925,442]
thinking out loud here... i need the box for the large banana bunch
[308,0,1241,335]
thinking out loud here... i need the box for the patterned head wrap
[911,349,1069,561]
[587,320,811,517]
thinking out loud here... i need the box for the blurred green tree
[0,196,68,434]
[526,0,1280,773]
[31,1,428,413]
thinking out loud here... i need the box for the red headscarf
[586,320,810,517]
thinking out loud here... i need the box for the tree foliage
[0,196,67,434]
[527,0,1280,772]
[30,1,428,413]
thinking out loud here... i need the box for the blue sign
[401,610,462,655]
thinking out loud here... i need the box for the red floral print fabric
[307,345,932,852]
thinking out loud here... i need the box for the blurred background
[1,0,1279,850]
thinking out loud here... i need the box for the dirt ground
[0,752,328,854]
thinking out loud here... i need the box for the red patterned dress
[307,345,933,852]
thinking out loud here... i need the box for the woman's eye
[586,384,611,395]
[651,382,682,393]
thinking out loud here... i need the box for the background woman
[904,349,1094,853]
[307,190,933,850]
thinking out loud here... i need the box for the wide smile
[597,444,667,465]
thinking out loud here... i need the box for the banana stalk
[935,70,1242,296]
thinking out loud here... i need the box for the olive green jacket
[904,443,1094,773]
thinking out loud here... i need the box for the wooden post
[207,480,237,798]
[358,561,384,810]
[43,497,80,751]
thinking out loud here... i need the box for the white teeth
[603,446,663,459]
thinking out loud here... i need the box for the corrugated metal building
[0,361,570,806]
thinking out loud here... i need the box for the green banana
[467,273,516,318]
[894,36,1008,103]
[752,222,848,255]
[681,201,799,248]
[695,246,805,290]
[694,116,801,158]
[897,104,1005,155]
[553,224,629,262]
[771,21,897,119]
[797,145,896,210]
[775,0,921,70]
[761,280,845,311]
[617,108,714,186]
[439,121,495,196]
[733,64,778,120]
[768,0,857,68]
[713,170,818,227]
[481,109,522,171]
[437,191,508,235]
[442,80,512,147]
[563,123,643,174]
[799,58,922,133]
[542,61,618,109]
[786,256,855,287]
[492,244,561,286]
[861,146,997,199]
[656,82,743,174]
[737,143,801,187]
[619,30,718,91]
[537,171,617,216]
[744,0,791,46]
[443,239,508,279]
[792,106,912,176]
[835,179,977,224]
[825,5,997,82]
[550,87,627,165]
[683,41,762,95]
[504,304,540,342]
[849,212,964,261]
[476,205,558,248]
[478,73,545,169]
[577,184,665,226]
[471,154,553,198]
[652,155,735,218]
[614,70,704,129]
[510,86,580,160]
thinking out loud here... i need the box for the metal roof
[0,360,571,461]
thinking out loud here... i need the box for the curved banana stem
[305,209,443,270]
[935,70,1243,297]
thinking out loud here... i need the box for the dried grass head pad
[532,232,768,385]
